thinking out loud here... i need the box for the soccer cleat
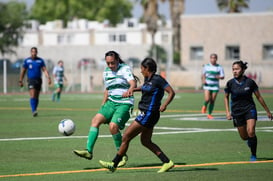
[73,150,93,160]
[117,155,128,167]
[32,111,38,117]
[99,160,116,172]
[250,155,257,161]
[157,160,174,173]
[207,114,214,119]
[201,106,207,114]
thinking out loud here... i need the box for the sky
[1,0,273,19]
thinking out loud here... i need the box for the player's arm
[159,85,175,112]
[42,66,51,85]
[224,93,232,120]
[254,90,273,120]
[101,90,108,105]
[18,67,27,87]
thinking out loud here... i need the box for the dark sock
[247,136,257,156]
[112,154,123,168]
[158,152,170,163]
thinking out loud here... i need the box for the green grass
[0,92,273,181]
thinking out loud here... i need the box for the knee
[141,138,151,147]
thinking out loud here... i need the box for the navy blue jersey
[224,76,258,116]
[138,74,169,112]
[23,57,46,79]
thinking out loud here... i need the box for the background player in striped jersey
[224,60,272,161]
[52,60,66,102]
[201,53,225,119]
[73,51,137,167]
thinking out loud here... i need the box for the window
[57,35,65,44]
[119,34,126,42]
[263,44,273,60]
[109,34,116,42]
[226,46,240,60]
[190,46,203,60]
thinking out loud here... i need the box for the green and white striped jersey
[53,65,64,84]
[103,63,135,105]
[202,63,224,91]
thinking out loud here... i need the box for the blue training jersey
[23,57,46,79]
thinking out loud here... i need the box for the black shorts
[135,110,160,128]
[232,109,257,127]
[28,78,42,91]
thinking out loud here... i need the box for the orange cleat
[207,114,214,119]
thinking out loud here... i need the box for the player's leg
[141,127,174,173]
[202,89,210,113]
[246,118,257,161]
[99,121,142,171]
[207,91,218,118]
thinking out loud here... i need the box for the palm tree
[217,0,249,13]
[162,0,184,53]
[140,0,158,48]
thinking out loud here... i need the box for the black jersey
[138,74,169,112]
[224,76,258,116]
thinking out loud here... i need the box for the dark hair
[105,50,140,83]
[31,47,37,52]
[233,60,248,70]
[105,50,125,64]
[141,57,157,73]
[210,53,218,59]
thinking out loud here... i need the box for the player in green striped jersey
[52,60,66,102]
[201,53,225,119]
[73,51,137,167]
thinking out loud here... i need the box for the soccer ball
[58,119,76,136]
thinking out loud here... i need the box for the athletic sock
[86,127,99,153]
[158,152,170,163]
[247,136,257,156]
[112,154,123,168]
[30,98,36,112]
[203,101,208,107]
[52,92,56,101]
[112,132,122,151]
[208,103,214,115]
[57,92,61,101]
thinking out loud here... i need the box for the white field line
[1,113,272,142]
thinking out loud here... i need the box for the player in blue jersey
[52,60,66,102]
[224,60,272,161]
[201,53,225,119]
[99,57,175,173]
[19,47,51,117]
[73,51,137,167]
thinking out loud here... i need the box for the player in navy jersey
[224,60,272,161]
[19,47,51,117]
[99,57,175,173]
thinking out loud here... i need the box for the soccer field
[0,92,273,181]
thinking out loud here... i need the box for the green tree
[217,0,249,13]
[0,1,27,56]
[30,0,133,27]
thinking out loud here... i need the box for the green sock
[208,103,214,115]
[57,92,61,101]
[112,132,122,151]
[86,127,99,153]
[203,101,208,107]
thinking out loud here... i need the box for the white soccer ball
[58,119,76,136]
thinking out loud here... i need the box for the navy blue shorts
[232,109,257,127]
[135,110,160,128]
[28,78,42,91]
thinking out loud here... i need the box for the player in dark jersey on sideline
[224,60,272,161]
[99,57,175,173]
[19,47,51,117]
